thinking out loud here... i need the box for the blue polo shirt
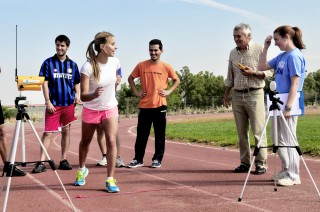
[268,48,306,93]
[39,54,80,106]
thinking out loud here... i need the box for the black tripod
[238,90,320,201]
[0,96,76,211]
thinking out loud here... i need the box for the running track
[1,113,320,212]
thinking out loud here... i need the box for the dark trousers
[134,105,167,163]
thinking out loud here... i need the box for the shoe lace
[76,170,83,180]
[37,163,44,169]
[153,160,159,164]
[278,171,287,178]
[278,172,290,180]
[131,160,138,165]
[106,179,117,186]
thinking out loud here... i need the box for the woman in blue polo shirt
[258,25,306,186]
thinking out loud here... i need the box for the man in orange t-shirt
[127,39,180,168]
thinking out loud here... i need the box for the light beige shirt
[225,41,273,90]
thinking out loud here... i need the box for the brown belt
[234,88,262,93]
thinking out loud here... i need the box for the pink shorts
[44,104,77,132]
[82,106,118,124]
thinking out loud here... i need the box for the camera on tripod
[15,75,44,101]
[1,25,76,212]
[16,75,44,91]
[15,76,44,112]
[14,96,29,108]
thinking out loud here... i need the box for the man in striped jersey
[32,35,80,173]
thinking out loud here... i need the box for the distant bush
[2,106,17,120]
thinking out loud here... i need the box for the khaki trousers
[232,89,267,167]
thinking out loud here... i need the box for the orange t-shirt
[130,60,178,108]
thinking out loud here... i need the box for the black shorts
[0,101,4,125]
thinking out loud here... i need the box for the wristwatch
[285,105,292,112]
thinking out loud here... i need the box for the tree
[117,83,139,115]
[117,65,228,114]
[177,66,195,106]
[177,67,225,109]
[303,69,320,105]
[2,106,17,120]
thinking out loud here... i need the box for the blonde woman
[74,32,120,193]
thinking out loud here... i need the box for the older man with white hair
[223,23,273,175]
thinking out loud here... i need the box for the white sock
[78,166,86,172]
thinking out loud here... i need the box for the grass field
[166,107,320,157]
[7,106,320,157]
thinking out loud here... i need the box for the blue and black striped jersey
[39,54,80,106]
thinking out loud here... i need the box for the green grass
[166,114,320,157]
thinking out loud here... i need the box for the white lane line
[22,173,82,212]
[15,123,320,212]
[126,168,271,212]
[126,125,320,211]
[6,132,81,211]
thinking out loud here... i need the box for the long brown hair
[86,31,114,81]
[274,25,305,50]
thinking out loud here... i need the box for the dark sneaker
[234,164,249,173]
[32,162,46,173]
[59,159,72,170]
[3,162,9,174]
[150,160,161,168]
[126,160,144,168]
[254,165,266,175]
[12,166,26,176]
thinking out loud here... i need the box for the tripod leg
[278,112,320,198]
[2,120,21,212]
[26,119,77,211]
[238,112,271,202]
[272,109,279,191]
[21,119,26,166]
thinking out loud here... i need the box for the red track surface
[1,113,320,212]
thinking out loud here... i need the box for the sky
[0,0,319,105]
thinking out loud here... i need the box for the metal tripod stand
[0,96,76,211]
[238,90,320,202]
